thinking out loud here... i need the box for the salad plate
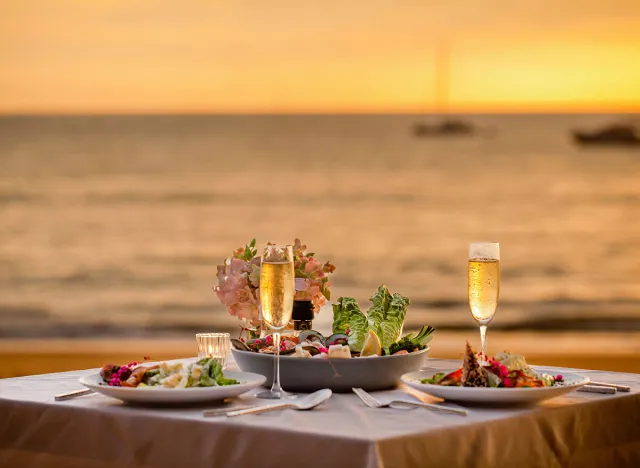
[401,343,589,405]
[79,358,266,404]
[402,367,589,405]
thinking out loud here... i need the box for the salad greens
[384,325,435,355]
[332,285,411,352]
[421,372,446,385]
[143,357,238,388]
[332,296,367,351]
[196,357,239,387]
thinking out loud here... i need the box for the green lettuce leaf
[366,286,410,349]
[332,285,411,352]
[347,312,368,352]
[378,293,409,349]
[367,285,392,336]
[195,357,238,387]
[195,358,218,387]
[332,297,362,334]
[217,377,240,386]
[421,372,445,384]
[332,297,368,352]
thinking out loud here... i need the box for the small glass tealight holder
[195,333,230,368]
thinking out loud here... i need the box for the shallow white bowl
[232,347,429,392]
[401,366,589,405]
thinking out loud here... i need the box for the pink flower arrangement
[214,239,336,327]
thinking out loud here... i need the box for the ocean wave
[1,298,640,338]
[4,189,637,208]
[0,304,51,319]
[84,192,223,205]
[137,254,221,266]
[0,191,46,205]
[82,191,418,206]
[0,320,235,339]
[411,297,640,310]
[4,269,193,288]
[501,265,567,279]
[125,302,217,314]
[2,315,639,339]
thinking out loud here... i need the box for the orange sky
[1,1,639,114]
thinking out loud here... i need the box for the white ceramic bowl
[232,347,429,392]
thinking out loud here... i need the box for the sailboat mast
[435,42,449,116]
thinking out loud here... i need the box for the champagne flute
[257,244,295,399]
[468,242,500,363]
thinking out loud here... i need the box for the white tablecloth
[1,358,639,467]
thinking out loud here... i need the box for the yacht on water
[572,121,640,146]
[412,43,476,137]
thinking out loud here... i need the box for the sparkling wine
[260,261,294,330]
[468,258,500,325]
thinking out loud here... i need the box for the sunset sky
[1,1,639,114]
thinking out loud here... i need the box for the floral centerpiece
[214,239,336,336]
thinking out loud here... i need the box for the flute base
[256,389,297,400]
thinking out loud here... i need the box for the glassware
[468,242,500,362]
[195,333,230,368]
[257,244,295,399]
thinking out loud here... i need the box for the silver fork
[352,388,467,416]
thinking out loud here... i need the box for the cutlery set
[352,387,468,415]
[577,381,631,394]
[55,379,628,415]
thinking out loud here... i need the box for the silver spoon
[226,389,332,417]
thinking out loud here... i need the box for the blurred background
[1,1,639,378]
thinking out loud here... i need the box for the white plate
[401,367,589,405]
[79,369,266,404]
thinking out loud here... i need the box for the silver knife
[55,388,94,401]
[588,381,630,392]
[577,385,616,394]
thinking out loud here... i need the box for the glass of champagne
[468,242,500,363]
[257,244,295,399]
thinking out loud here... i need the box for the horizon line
[1,109,639,117]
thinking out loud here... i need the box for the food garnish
[420,342,566,389]
[384,326,435,356]
[100,357,238,388]
[462,341,488,387]
[327,344,352,359]
[360,329,382,357]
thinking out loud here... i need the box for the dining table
[1,357,639,468]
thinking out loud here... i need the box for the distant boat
[412,119,474,137]
[413,43,475,137]
[572,122,640,146]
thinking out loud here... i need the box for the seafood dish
[421,342,565,388]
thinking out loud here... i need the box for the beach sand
[2,332,639,379]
